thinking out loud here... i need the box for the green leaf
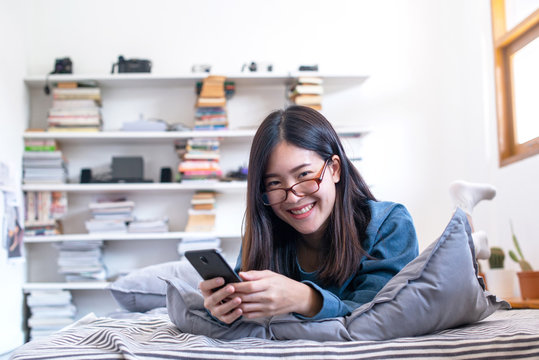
[509,250,519,263]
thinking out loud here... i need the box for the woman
[200,105,419,324]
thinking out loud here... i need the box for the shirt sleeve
[296,204,419,320]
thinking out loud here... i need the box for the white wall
[9,0,538,323]
[0,0,28,353]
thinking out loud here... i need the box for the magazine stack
[55,240,107,282]
[26,290,76,340]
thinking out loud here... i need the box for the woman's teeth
[290,203,314,215]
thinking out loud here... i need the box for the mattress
[10,309,539,359]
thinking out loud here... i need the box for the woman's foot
[472,230,490,260]
[449,180,496,215]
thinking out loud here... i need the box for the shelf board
[23,282,110,292]
[23,129,258,143]
[24,231,241,243]
[21,181,247,192]
[24,72,368,88]
[23,127,369,142]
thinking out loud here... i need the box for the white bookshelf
[22,71,369,327]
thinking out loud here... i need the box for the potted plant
[509,222,539,299]
[485,246,516,299]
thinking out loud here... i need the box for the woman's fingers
[213,296,242,316]
[199,277,224,295]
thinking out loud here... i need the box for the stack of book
[288,76,324,110]
[194,75,228,130]
[177,236,221,257]
[26,290,76,340]
[195,75,227,108]
[177,138,222,182]
[184,191,216,232]
[84,199,135,233]
[48,82,102,132]
[55,241,106,282]
[194,107,228,130]
[22,139,67,184]
[24,191,67,236]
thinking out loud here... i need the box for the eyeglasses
[261,159,331,206]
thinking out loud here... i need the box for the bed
[9,309,539,359]
[11,210,539,358]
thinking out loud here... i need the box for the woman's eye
[298,171,311,179]
[266,180,280,188]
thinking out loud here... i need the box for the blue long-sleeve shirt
[235,200,419,320]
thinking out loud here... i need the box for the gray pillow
[164,208,510,340]
[108,259,201,312]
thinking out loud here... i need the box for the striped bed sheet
[10,309,539,359]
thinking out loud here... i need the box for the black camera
[53,57,73,74]
[111,56,152,74]
[44,57,73,95]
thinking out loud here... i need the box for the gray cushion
[163,208,510,340]
[108,260,200,312]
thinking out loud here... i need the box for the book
[196,97,226,107]
[47,116,101,126]
[47,126,101,132]
[200,75,226,98]
[297,77,324,85]
[290,84,324,95]
[291,94,323,106]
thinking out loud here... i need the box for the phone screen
[185,249,242,285]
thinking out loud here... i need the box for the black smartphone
[185,249,242,287]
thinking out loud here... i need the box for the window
[491,0,539,166]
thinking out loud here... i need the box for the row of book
[27,290,76,340]
[48,83,102,132]
[24,191,67,236]
[287,76,323,110]
[23,139,67,184]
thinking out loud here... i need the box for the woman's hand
[199,277,243,324]
[233,270,322,319]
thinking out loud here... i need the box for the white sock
[472,230,490,260]
[449,180,496,215]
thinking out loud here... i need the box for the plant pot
[484,269,517,299]
[517,271,539,299]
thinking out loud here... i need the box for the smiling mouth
[289,203,314,215]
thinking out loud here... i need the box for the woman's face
[263,141,341,242]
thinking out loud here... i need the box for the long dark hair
[242,106,376,286]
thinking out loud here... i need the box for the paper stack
[48,82,102,132]
[177,138,222,182]
[85,199,135,233]
[288,76,324,110]
[22,139,67,184]
[55,240,107,282]
[27,290,76,340]
[184,191,216,232]
[128,218,169,233]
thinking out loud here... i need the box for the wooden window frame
[491,0,539,166]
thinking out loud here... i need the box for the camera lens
[200,256,208,264]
